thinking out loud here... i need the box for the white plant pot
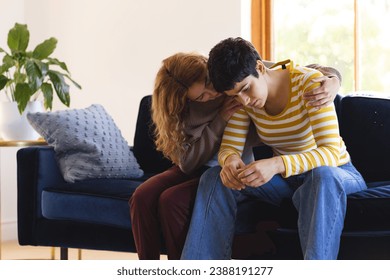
[0,101,43,140]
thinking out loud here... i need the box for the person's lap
[182,162,366,259]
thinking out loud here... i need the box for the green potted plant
[0,23,81,140]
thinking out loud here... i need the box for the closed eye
[195,93,205,101]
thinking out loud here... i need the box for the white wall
[23,0,242,142]
[0,0,246,241]
[0,147,19,242]
[0,0,25,44]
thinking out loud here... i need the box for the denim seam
[224,199,235,259]
[195,171,219,258]
[323,188,342,258]
[323,176,364,258]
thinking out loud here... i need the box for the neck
[263,68,290,115]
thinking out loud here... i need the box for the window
[251,0,390,94]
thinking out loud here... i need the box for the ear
[256,60,266,74]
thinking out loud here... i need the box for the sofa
[17,93,390,259]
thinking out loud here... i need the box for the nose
[236,92,250,106]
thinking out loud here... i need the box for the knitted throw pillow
[27,104,143,183]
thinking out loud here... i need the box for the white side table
[0,139,47,259]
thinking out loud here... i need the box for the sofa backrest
[132,94,390,183]
[132,95,173,174]
[339,95,390,183]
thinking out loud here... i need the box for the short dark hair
[208,37,262,92]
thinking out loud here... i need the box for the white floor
[1,239,168,260]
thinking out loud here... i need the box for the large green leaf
[14,83,33,114]
[64,74,82,89]
[32,37,57,60]
[25,59,43,91]
[33,59,48,76]
[2,55,16,74]
[48,70,70,106]
[7,23,29,53]
[41,82,53,110]
[1,54,16,75]
[47,57,69,72]
[0,75,9,90]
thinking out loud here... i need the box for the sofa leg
[60,247,68,260]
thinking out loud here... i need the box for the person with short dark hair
[181,37,366,260]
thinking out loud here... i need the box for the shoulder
[292,62,322,77]
[289,62,322,86]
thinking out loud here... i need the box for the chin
[253,100,264,109]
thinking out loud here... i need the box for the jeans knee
[311,166,339,179]
[196,166,225,198]
[305,166,346,195]
[198,166,221,187]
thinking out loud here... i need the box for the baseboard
[1,220,17,242]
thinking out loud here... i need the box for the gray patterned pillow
[27,104,144,183]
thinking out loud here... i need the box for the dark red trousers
[129,166,201,259]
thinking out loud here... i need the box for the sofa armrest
[340,95,390,182]
[17,146,66,244]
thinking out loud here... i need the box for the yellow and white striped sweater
[218,61,350,178]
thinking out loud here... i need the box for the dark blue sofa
[17,94,390,259]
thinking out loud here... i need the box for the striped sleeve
[218,108,250,166]
[280,71,342,177]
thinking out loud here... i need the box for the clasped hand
[220,155,285,191]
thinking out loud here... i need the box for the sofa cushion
[344,184,390,231]
[41,179,142,229]
[27,104,144,183]
[278,182,390,232]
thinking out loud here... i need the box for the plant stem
[4,72,14,101]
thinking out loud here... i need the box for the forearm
[217,109,250,167]
[281,106,341,177]
[306,64,342,85]
[218,147,241,167]
[179,114,227,174]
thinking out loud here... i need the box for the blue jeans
[181,162,367,260]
